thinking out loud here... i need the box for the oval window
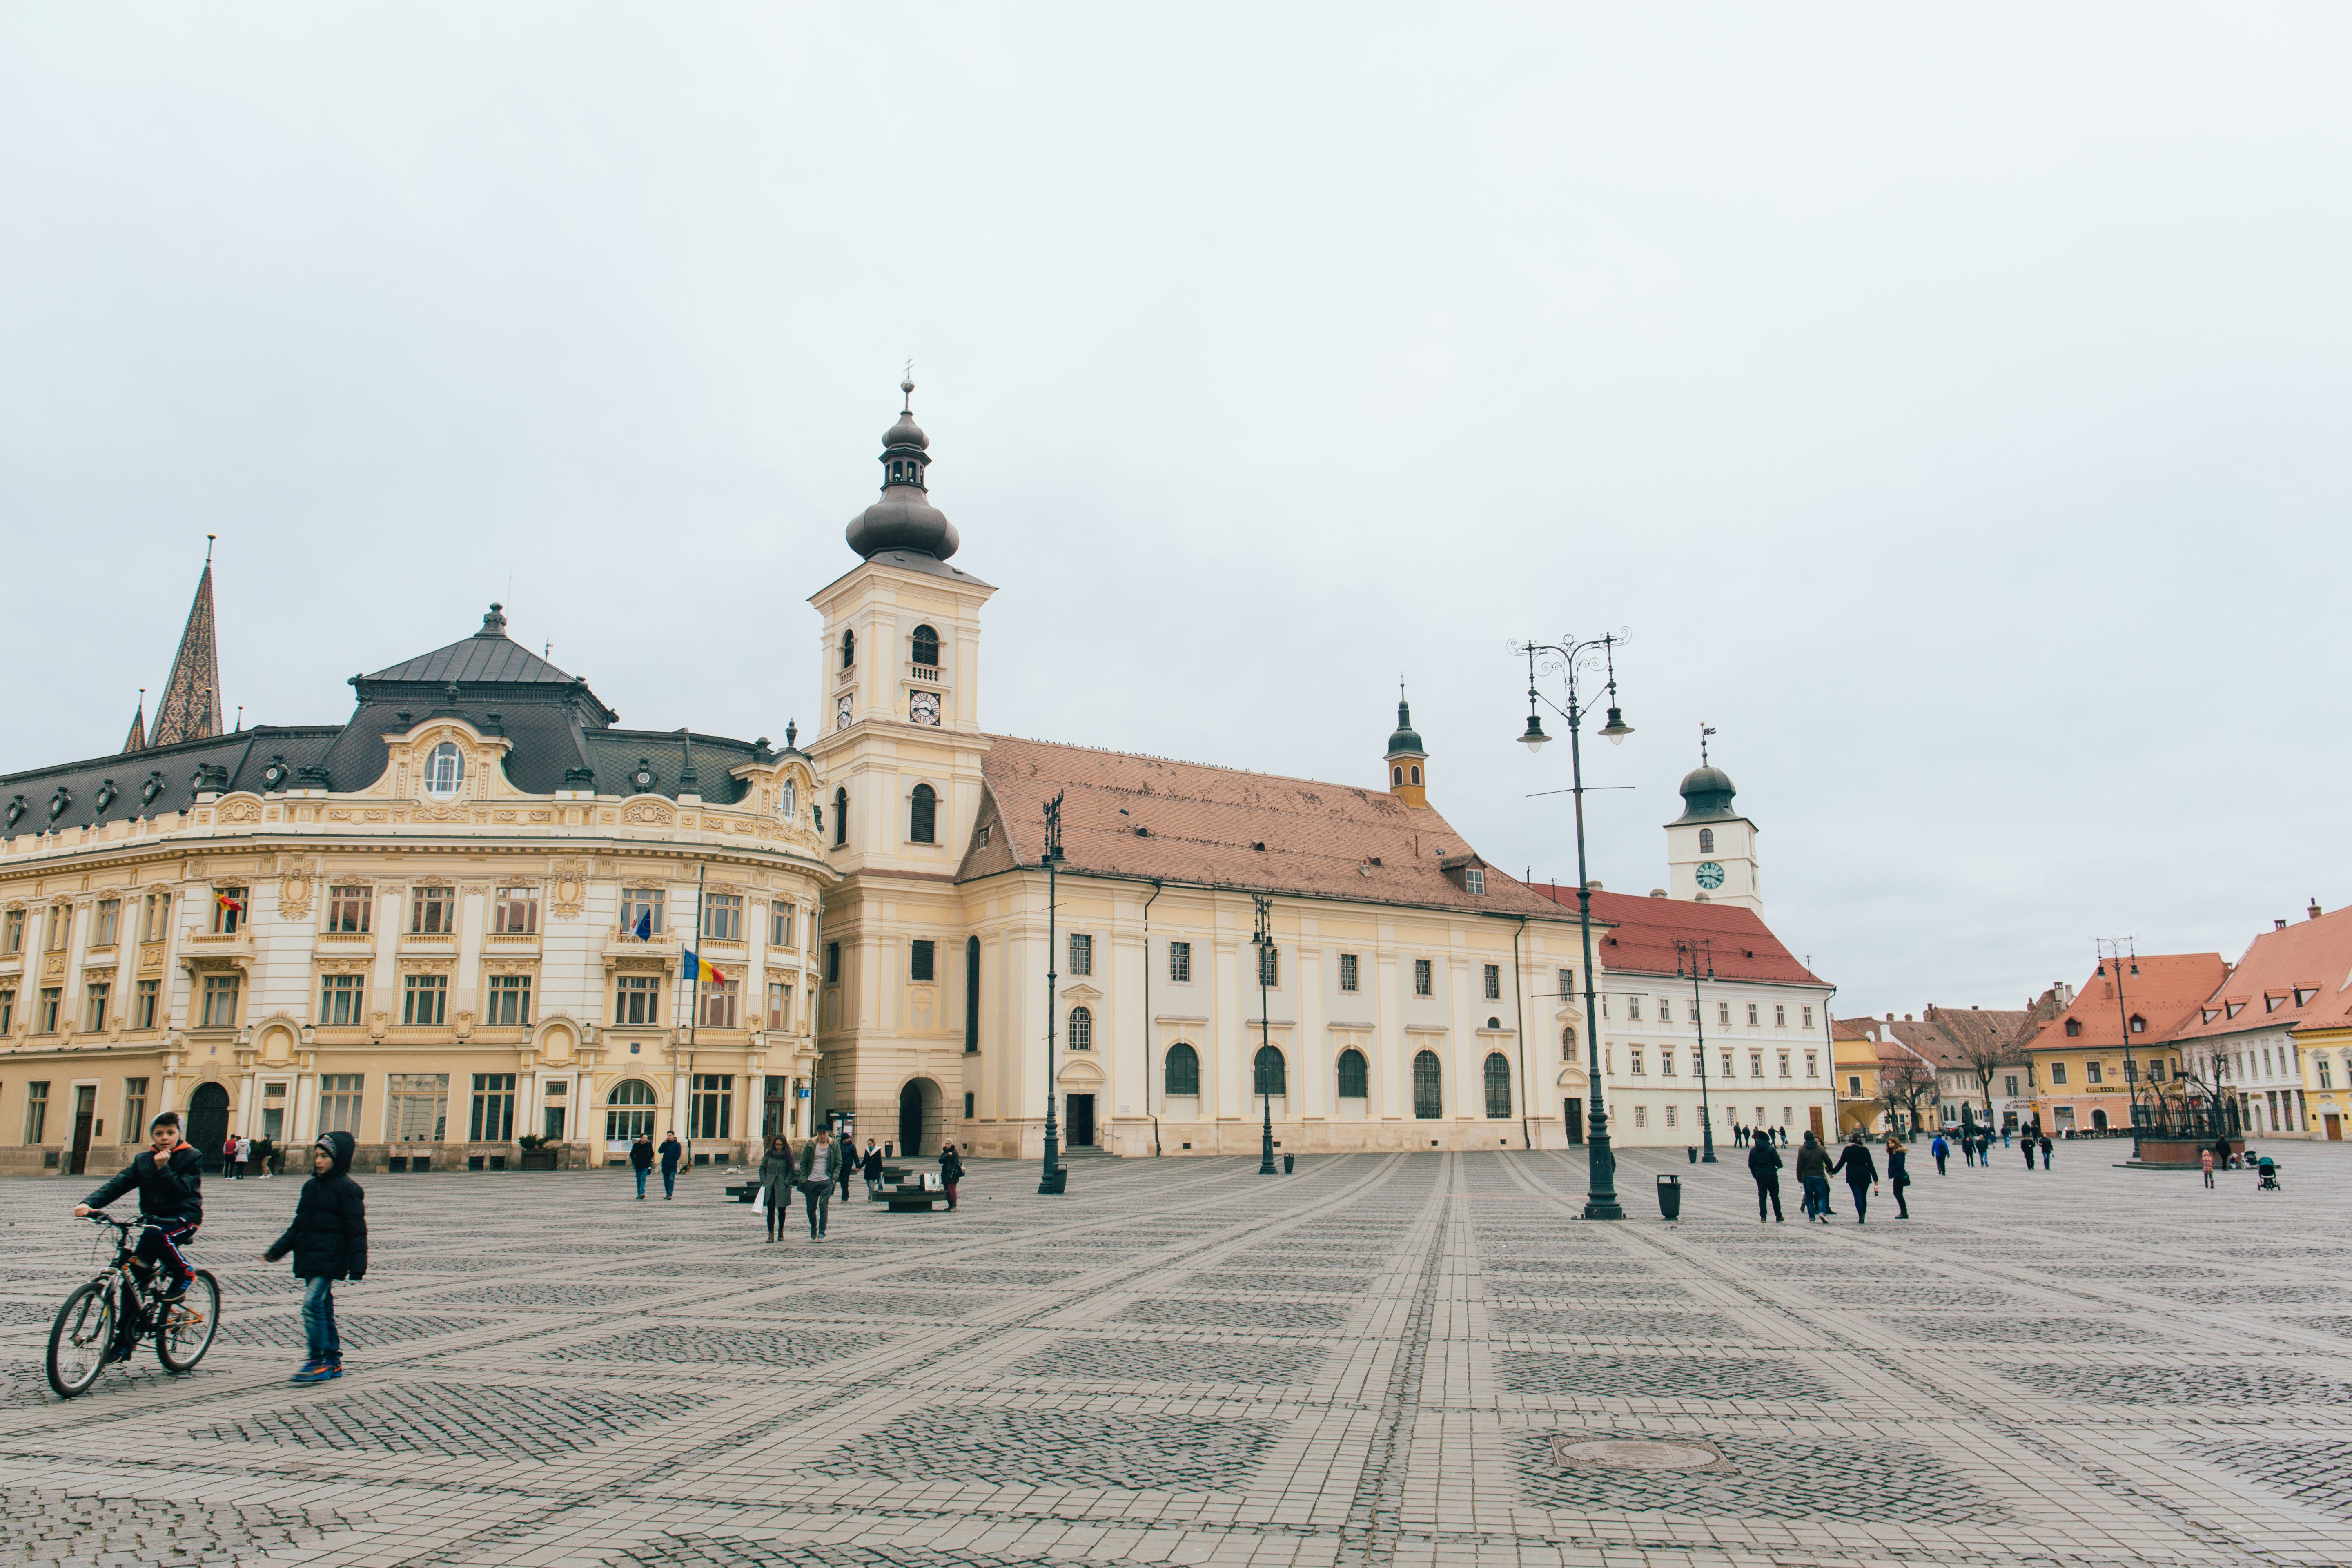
[425,742,465,800]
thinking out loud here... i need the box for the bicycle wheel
[47,1280,116,1398]
[156,1270,220,1372]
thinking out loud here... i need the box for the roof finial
[902,360,914,410]
[1699,723,1716,765]
[205,533,215,565]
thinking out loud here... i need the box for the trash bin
[1657,1173,1682,1221]
[1283,1153,1295,1174]
[1687,1146,1698,1163]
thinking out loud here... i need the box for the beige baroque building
[0,597,831,1176]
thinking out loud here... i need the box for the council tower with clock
[1664,746,1762,912]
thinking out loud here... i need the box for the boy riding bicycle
[74,1110,204,1314]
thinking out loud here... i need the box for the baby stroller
[2256,1156,2280,1192]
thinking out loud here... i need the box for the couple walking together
[1751,1129,1908,1222]
[755,1130,966,1240]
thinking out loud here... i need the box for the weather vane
[1700,723,1716,764]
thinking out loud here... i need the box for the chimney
[2311,900,2324,921]
[1586,880,1603,891]
[1885,1012,1894,1022]
[2276,918,2288,931]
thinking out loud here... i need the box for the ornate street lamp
[1678,938,1717,1164]
[1514,632,1633,1220]
[1253,893,1277,1175]
[1038,791,1068,1195]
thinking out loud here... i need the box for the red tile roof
[1523,884,1826,986]
[2021,953,2230,1054]
[957,735,1573,918]
[2165,907,2352,1043]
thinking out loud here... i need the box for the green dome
[1385,698,1424,757]
[1671,764,1738,823]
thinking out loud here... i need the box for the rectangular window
[92,898,120,947]
[964,1091,975,1118]
[1691,1047,1705,1076]
[766,981,792,1031]
[130,979,156,1029]
[615,975,662,1026]
[486,974,533,1027]
[1774,1004,1787,1027]
[1801,1005,1814,1028]
[210,890,246,937]
[83,980,110,1033]
[1660,1046,1675,1075]
[826,942,842,982]
[1806,1050,1818,1080]
[1849,1074,1863,1095]
[319,973,366,1027]
[1628,996,1642,1021]
[1557,967,1574,999]
[1718,1001,1730,1026]
[1746,1002,1759,1026]
[1169,942,1192,983]
[1777,1051,1791,1079]
[198,976,237,1029]
[2051,1063,2069,1085]
[402,973,448,1027]
[1665,1103,1678,1129]
[47,904,73,950]
[1069,933,1093,976]
[494,885,539,935]
[1633,1104,1647,1129]
[1340,953,1360,992]
[1630,1047,1646,1076]
[319,1074,365,1134]
[691,1074,733,1139]
[698,976,740,1028]
[122,1078,148,1135]
[1259,944,1280,987]
[469,1073,517,1142]
[24,1082,49,1143]
[702,893,742,942]
[1484,964,1501,1001]
[2004,1074,2019,1098]
[409,885,455,935]
[1,908,22,953]
[1749,1051,1764,1079]
[770,902,794,947]
[2319,1060,2334,1090]
[1414,958,1433,997]
[911,939,936,982]
[2086,1060,2104,1085]
[620,887,665,938]
[1466,867,1484,894]
[385,1072,448,1143]
[326,885,372,934]
[141,892,171,943]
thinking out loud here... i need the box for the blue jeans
[1802,1175,1831,1216]
[635,1165,650,1196]
[802,1183,831,1236]
[302,1276,341,1364]
[662,1165,677,1198]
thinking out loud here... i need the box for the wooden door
[1809,1105,1825,1139]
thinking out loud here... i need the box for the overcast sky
[4,7,2347,1018]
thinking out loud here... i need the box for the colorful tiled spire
[151,538,223,748]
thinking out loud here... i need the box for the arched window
[1165,1042,1200,1097]
[1392,766,1402,786]
[911,624,940,668]
[833,787,849,847]
[1413,1050,1443,1118]
[1254,1044,1287,1097]
[425,742,464,799]
[840,629,856,669]
[1484,1052,1512,1118]
[1336,1048,1369,1099]
[605,1078,657,1141]
[1699,827,1714,853]
[1067,1005,1092,1051]
[779,780,797,817]
[1562,1026,1577,1062]
[1409,765,1421,785]
[910,783,937,844]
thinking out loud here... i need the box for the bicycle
[46,1213,221,1397]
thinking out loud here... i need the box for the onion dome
[845,379,960,561]
[1386,695,1425,758]
[1672,764,1739,823]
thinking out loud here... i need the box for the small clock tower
[1385,692,1429,808]
[1664,748,1761,911]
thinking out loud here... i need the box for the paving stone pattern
[4,1147,2352,1566]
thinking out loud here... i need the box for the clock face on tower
[835,694,853,732]
[1695,861,1726,890]
[909,690,940,727]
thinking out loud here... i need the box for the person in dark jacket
[1795,1131,1832,1221]
[1930,1133,1949,1175]
[2038,1133,2054,1170]
[861,1140,885,1198]
[75,1110,204,1311]
[658,1131,683,1199]
[1746,1131,1784,1222]
[939,1141,965,1211]
[263,1130,368,1383]
[629,1133,655,1198]
[1885,1136,1912,1218]
[1830,1134,1879,1223]
[797,1129,843,1239]
[758,1136,795,1242]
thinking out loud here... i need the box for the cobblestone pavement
[5,1143,2352,1566]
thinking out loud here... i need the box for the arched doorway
[2091,1108,2109,1131]
[898,1078,943,1156]
[1413,1050,1443,1119]
[187,1083,231,1172]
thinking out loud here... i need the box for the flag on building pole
[633,906,653,942]
[681,949,729,988]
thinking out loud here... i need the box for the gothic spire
[122,690,147,753]
[150,538,223,748]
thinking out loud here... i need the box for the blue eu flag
[633,907,653,941]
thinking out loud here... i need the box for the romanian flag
[215,890,245,915]
[681,949,729,988]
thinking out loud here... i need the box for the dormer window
[2265,994,2284,1013]
[911,624,940,668]
[2225,1000,2245,1018]
[1699,827,1714,853]
[424,742,464,800]
[2129,1015,2145,1034]
[840,630,855,670]
[1466,868,1484,894]
[2065,1018,2081,1036]
[2294,986,2318,1006]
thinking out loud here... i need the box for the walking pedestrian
[254,1135,275,1178]
[759,1135,795,1241]
[1748,1127,1784,1222]
[1796,1130,1832,1221]
[2038,1133,2053,1170]
[2201,1147,2216,1190]
[861,1139,884,1198]
[658,1130,683,1199]
[630,1133,654,1198]
[1830,1132,1878,1223]
[263,1130,368,1383]
[1930,1132,1949,1175]
[1886,1135,1912,1218]
[835,1136,855,1199]
[797,1128,842,1240]
[2211,1134,2232,1173]
[939,1140,964,1210]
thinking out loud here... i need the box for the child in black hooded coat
[264,1129,368,1383]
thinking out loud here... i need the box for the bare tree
[1875,1054,1936,1138]
[1954,1033,2016,1127]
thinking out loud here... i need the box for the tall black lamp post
[1678,938,1717,1164]
[2097,937,2144,1162]
[1038,791,1068,1195]
[1514,633,1633,1221]
[1253,893,1278,1175]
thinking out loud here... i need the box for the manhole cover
[1552,1435,1735,1473]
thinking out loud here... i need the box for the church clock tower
[1664,743,1761,911]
